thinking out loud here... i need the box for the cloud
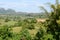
[0,2,28,7]
[0,1,45,7]
[0,0,46,13]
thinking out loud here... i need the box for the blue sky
[0,0,56,13]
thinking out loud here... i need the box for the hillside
[0,8,48,18]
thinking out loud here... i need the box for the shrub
[19,29,32,40]
[0,25,13,40]
[34,28,45,40]
[12,29,32,40]
[27,24,35,30]
[24,18,37,24]
[5,18,10,22]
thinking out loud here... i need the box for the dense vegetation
[0,0,60,40]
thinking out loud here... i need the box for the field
[0,14,47,40]
[0,12,60,40]
[0,16,45,35]
[0,0,60,39]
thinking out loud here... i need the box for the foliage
[0,25,13,40]
[0,0,60,40]
[27,24,35,30]
[19,29,32,40]
[34,27,46,40]
[12,29,32,40]
[5,17,10,22]
[41,0,60,40]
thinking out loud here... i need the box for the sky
[0,0,57,13]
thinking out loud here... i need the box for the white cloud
[0,2,28,7]
[0,1,46,13]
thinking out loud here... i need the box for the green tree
[41,0,60,40]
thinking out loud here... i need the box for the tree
[40,0,60,40]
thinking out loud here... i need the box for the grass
[0,20,16,26]
[5,21,16,25]
[12,27,22,34]
[11,26,40,37]
[0,19,46,37]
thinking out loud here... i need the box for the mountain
[0,8,48,18]
[0,8,6,13]
[0,8,16,14]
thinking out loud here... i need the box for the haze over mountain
[0,8,16,14]
[0,8,29,14]
[0,8,41,14]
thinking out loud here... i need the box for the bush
[34,28,46,40]
[19,29,32,40]
[27,24,35,30]
[12,29,32,40]
[5,18,10,22]
[24,18,37,24]
[0,25,13,40]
